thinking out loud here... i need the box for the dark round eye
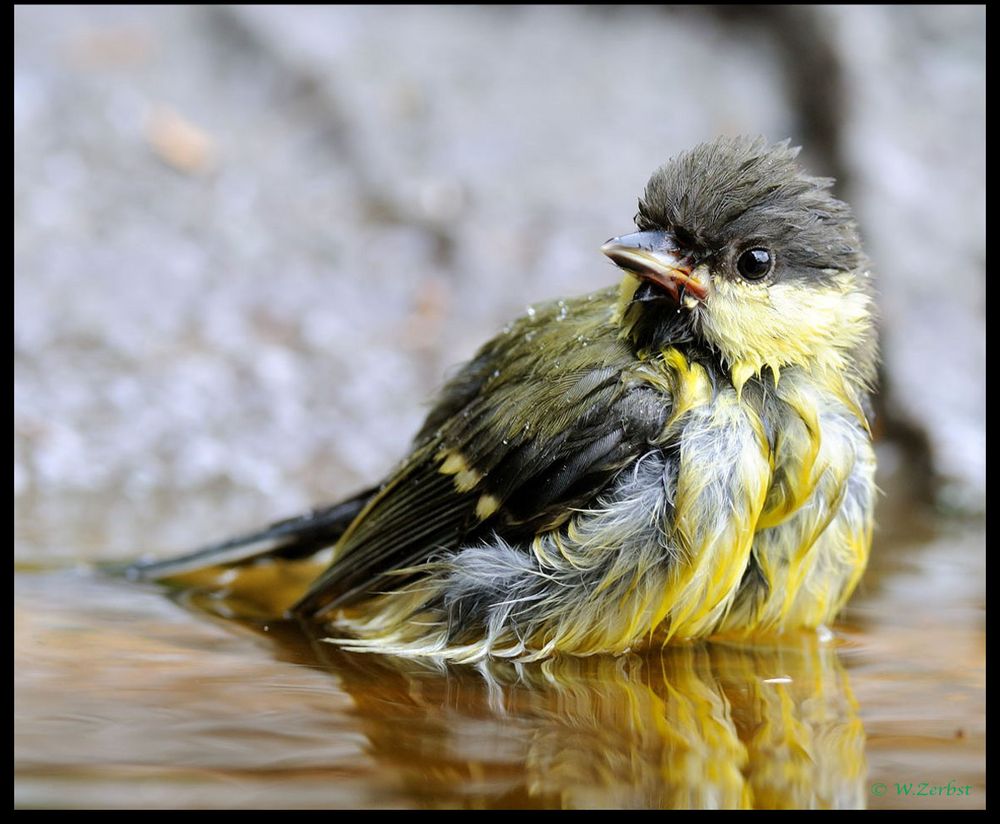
[736,248,772,281]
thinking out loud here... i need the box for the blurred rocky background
[14,6,985,563]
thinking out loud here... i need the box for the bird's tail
[120,485,378,582]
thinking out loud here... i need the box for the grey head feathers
[636,136,865,283]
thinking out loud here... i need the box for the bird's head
[604,137,877,394]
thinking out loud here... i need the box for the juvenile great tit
[131,137,878,662]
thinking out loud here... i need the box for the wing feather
[294,289,671,618]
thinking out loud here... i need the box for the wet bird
[131,137,878,662]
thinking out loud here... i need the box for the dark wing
[124,485,378,581]
[294,290,671,619]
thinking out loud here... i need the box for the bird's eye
[736,248,772,281]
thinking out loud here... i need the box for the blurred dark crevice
[872,364,940,508]
[586,5,847,183]
[703,5,849,187]
[199,6,359,180]
[199,5,459,269]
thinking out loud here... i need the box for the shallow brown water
[14,511,984,809]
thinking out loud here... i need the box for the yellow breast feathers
[331,347,875,661]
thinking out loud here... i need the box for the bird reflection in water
[172,567,867,810]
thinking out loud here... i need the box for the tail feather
[123,486,378,582]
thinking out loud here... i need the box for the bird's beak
[601,231,708,303]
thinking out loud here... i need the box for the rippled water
[14,509,984,809]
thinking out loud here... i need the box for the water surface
[14,512,984,809]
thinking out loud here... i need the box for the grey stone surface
[832,5,985,502]
[14,6,984,562]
